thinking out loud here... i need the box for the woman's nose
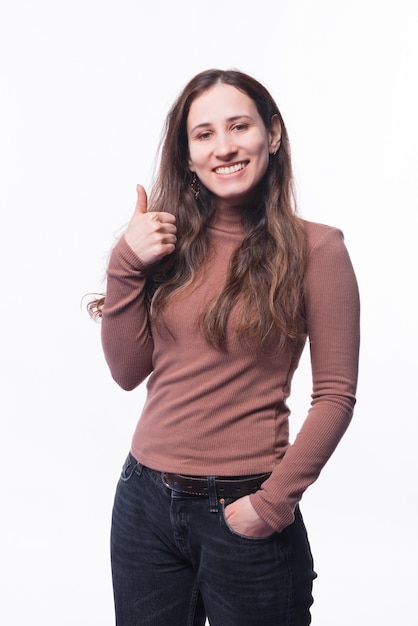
[214,133,237,159]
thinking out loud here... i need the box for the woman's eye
[233,123,248,132]
[197,131,212,140]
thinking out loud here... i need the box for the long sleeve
[250,225,360,532]
[101,236,154,390]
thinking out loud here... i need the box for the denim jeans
[111,453,316,626]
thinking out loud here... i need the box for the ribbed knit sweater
[101,206,360,532]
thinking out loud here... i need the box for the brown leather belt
[161,472,271,498]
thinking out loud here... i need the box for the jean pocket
[220,498,276,543]
[120,453,143,483]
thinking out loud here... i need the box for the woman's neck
[211,203,246,235]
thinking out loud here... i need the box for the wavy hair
[88,69,307,350]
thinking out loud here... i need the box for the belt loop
[207,476,218,513]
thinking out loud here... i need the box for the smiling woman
[88,68,360,626]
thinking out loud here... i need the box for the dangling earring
[190,173,200,200]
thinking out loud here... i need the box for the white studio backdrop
[1,1,417,624]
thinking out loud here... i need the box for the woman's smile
[214,162,248,175]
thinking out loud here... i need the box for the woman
[88,68,360,625]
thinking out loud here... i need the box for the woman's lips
[214,162,248,175]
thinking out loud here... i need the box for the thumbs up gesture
[124,185,177,266]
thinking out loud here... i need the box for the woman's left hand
[224,495,275,538]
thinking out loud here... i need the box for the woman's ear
[269,114,282,154]
[188,153,195,173]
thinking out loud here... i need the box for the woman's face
[187,83,281,209]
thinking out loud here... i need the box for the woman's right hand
[124,184,177,265]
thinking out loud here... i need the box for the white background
[1,1,417,624]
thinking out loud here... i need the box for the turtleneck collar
[210,204,246,236]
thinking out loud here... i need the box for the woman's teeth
[215,163,246,175]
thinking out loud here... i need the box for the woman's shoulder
[301,218,345,253]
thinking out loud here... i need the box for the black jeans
[111,453,316,625]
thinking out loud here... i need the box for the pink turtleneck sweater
[101,207,360,532]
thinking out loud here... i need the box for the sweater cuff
[112,235,151,273]
[249,491,296,534]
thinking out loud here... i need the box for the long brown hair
[88,69,307,350]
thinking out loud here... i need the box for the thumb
[134,184,148,215]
